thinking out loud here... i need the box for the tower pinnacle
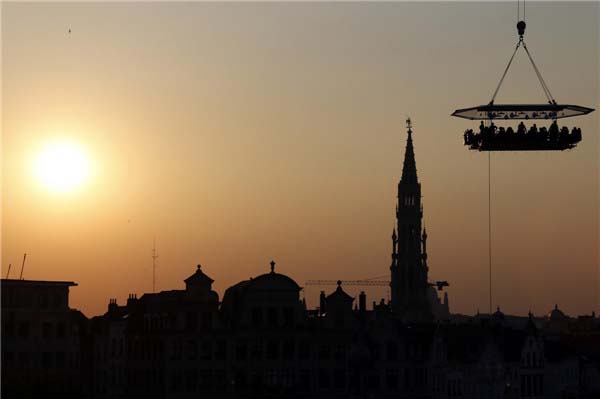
[401,118,419,185]
[390,118,432,322]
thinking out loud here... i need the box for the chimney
[127,294,138,307]
[359,291,366,312]
[108,298,118,312]
[319,291,327,316]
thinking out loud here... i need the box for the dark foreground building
[3,124,600,399]
[1,278,88,398]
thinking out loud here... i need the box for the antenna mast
[19,253,27,280]
[152,239,158,293]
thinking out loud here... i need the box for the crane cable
[522,42,555,104]
[490,43,520,105]
[490,0,556,105]
[488,152,493,314]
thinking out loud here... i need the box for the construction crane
[306,279,389,287]
[305,279,449,291]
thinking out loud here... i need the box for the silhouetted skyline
[2,2,598,318]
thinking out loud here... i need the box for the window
[185,340,197,360]
[252,308,263,326]
[201,311,212,329]
[386,369,399,390]
[333,370,345,389]
[18,322,29,338]
[198,370,212,390]
[55,351,65,368]
[56,322,67,338]
[333,344,345,360]
[3,351,14,366]
[387,342,399,361]
[235,341,248,361]
[282,340,294,360]
[318,344,331,360]
[199,341,212,360]
[215,340,227,360]
[42,352,53,368]
[298,341,310,360]
[4,322,15,338]
[250,342,263,360]
[215,370,227,388]
[319,369,330,389]
[40,293,49,309]
[18,351,29,367]
[283,307,294,327]
[366,374,380,390]
[234,370,247,390]
[52,294,62,308]
[184,370,196,392]
[266,340,278,360]
[267,307,278,326]
[169,372,181,392]
[185,312,197,331]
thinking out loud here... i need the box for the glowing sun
[33,140,91,193]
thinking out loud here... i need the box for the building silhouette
[390,120,435,322]
[2,124,600,399]
[1,279,88,398]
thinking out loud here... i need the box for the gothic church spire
[400,118,418,185]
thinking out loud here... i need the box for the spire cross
[406,117,413,133]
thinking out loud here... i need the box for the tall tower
[390,119,433,322]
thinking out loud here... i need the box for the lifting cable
[488,152,493,314]
[490,43,520,105]
[522,43,555,103]
[490,0,556,105]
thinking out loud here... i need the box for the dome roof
[249,271,301,292]
[221,261,300,308]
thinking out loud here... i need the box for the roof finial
[270,260,276,273]
[400,117,418,184]
[197,264,202,270]
[337,280,342,287]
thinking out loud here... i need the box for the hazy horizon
[2,2,598,318]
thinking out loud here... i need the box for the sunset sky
[2,2,598,318]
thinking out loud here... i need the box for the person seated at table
[497,126,506,140]
[559,126,570,143]
[464,129,474,145]
[549,120,559,142]
[538,126,548,142]
[570,127,582,143]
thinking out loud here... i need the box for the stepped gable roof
[184,264,214,285]
[442,324,526,364]
[326,281,354,303]
[493,307,505,320]
[548,304,568,321]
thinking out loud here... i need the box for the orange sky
[2,2,598,318]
